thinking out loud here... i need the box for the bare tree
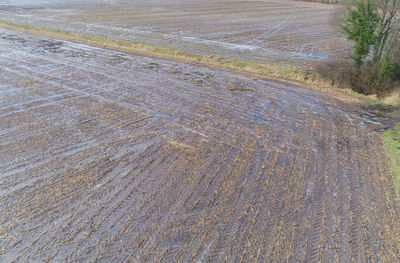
[336,0,400,94]
[373,0,400,63]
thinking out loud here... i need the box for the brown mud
[1,29,400,262]
[0,0,350,70]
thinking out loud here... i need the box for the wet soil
[1,29,400,262]
[0,0,350,70]
[365,105,400,131]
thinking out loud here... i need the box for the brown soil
[0,29,400,262]
[0,0,349,70]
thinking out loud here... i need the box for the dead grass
[381,89,400,106]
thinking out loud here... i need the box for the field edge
[0,20,371,104]
[2,19,400,194]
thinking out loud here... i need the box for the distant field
[0,0,350,69]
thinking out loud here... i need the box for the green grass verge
[382,123,400,188]
[389,110,400,118]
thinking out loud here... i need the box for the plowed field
[1,29,400,262]
[0,0,350,69]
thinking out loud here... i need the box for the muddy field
[1,29,400,262]
[0,0,350,69]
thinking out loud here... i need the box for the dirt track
[1,29,400,262]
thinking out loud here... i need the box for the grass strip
[382,121,400,192]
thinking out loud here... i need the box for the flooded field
[0,0,350,69]
[1,29,400,262]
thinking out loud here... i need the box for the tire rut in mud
[0,29,400,262]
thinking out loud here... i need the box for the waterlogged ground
[1,29,400,262]
[0,0,350,69]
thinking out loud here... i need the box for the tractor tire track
[0,29,400,262]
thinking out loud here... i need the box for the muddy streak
[0,29,400,262]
